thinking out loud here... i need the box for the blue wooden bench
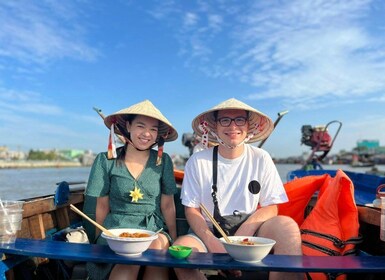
[1,238,385,279]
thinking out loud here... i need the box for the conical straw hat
[191,98,273,144]
[104,100,178,142]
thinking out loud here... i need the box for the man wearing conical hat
[86,100,178,280]
[173,98,302,280]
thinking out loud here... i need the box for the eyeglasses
[217,117,247,127]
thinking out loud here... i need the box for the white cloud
[207,14,223,32]
[184,12,199,27]
[0,88,63,115]
[0,1,99,66]
[0,85,104,152]
[235,1,385,103]
[152,0,385,109]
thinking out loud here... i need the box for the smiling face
[126,115,159,150]
[215,109,249,147]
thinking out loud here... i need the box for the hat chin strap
[210,130,251,149]
[198,121,258,150]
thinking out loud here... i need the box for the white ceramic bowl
[220,236,276,263]
[101,228,158,256]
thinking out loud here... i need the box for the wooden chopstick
[199,203,231,243]
[69,204,115,237]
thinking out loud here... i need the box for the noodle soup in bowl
[102,228,158,256]
[220,236,276,263]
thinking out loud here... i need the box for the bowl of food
[168,245,192,259]
[101,228,159,256]
[219,236,276,263]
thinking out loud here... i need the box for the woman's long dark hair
[115,114,136,165]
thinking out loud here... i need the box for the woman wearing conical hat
[173,98,302,280]
[86,100,178,280]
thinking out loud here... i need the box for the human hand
[206,236,227,253]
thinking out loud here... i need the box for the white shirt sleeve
[258,149,288,207]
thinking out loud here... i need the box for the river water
[0,167,92,200]
[0,164,383,201]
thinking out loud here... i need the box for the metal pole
[258,110,289,148]
[93,107,126,144]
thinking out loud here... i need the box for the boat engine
[301,125,332,151]
[182,133,197,156]
[300,121,342,170]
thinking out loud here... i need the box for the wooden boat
[1,169,385,280]
[350,153,376,168]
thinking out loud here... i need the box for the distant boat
[351,161,375,168]
[350,153,375,167]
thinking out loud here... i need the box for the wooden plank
[37,214,46,239]
[25,216,43,240]
[4,191,85,276]
[22,213,55,240]
[55,208,70,229]
[358,206,380,227]
[22,197,55,218]
[17,219,32,239]
[22,192,84,218]
[19,192,84,240]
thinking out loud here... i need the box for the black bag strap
[211,146,223,220]
[212,145,218,187]
[210,146,251,237]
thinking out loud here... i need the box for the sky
[1,0,385,159]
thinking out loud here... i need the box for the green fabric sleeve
[85,152,111,197]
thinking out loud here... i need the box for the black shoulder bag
[211,145,251,238]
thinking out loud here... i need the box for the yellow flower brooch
[129,186,144,202]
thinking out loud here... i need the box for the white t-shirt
[181,145,287,224]
[192,143,206,154]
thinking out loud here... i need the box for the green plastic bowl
[168,245,192,259]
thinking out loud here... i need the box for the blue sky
[1,0,385,159]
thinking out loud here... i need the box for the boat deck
[1,170,385,279]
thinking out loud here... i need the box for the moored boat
[350,153,376,168]
[350,161,376,168]
[3,111,385,279]
[1,168,385,279]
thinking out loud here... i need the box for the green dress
[85,148,177,280]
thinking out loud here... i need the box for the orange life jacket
[279,169,361,280]
[278,174,329,226]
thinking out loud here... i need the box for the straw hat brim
[104,100,178,142]
[191,98,274,144]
